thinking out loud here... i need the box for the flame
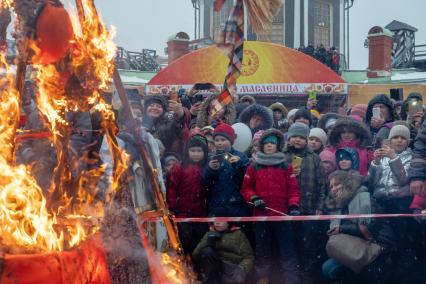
[161,253,189,284]
[0,0,127,253]
[1,0,13,9]
[0,53,64,252]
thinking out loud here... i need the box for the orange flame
[161,253,188,284]
[0,53,65,252]
[0,0,126,253]
[1,0,13,9]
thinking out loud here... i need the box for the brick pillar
[167,36,190,65]
[367,26,393,78]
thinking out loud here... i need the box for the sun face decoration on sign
[240,49,260,77]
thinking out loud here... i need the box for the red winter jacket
[166,163,208,217]
[241,163,300,216]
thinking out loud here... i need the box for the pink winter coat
[410,182,426,210]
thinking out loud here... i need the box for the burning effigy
[0,0,284,283]
[0,0,165,283]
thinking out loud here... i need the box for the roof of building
[148,41,345,86]
[117,69,157,86]
[385,20,418,32]
[342,68,426,84]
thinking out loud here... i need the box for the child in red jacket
[167,134,209,255]
[241,129,301,284]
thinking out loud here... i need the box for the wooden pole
[75,0,183,254]
[10,0,38,164]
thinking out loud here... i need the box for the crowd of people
[18,81,426,284]
[298,45,341,74]
[143,86,426,284]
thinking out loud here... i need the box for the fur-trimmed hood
[325,172,365,210]
[317,113,341,132]
[328,117,371,148]
[366,94,398,124]
[269,102,289,117]
[259,128,285,150]
[196,94,236,128]
[240,95,256,105]
[238,104,274,131]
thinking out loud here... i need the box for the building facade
[199,0,343,49]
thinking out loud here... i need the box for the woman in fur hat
[269,102,289,131]
[196,93,237,128]
[317,112,341,134]
[239,104,274,135]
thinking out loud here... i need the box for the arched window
[212,0,234,41]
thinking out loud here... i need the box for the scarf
[215,0,245,90]
[255,151,287,166]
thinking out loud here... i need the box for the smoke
[101,198,151,283]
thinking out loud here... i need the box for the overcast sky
[94,0,426,70]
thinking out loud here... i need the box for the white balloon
[232,123,252,152]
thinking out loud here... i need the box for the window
[212,0,234,40]
[254,4,284,44]
[313,1,331,47]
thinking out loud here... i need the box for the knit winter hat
[144,95,168,112]
[407,92,423,102]
[294,108,313,126]
[287,108,298,120]
[309,128,328,146]
[213,123,236,143]
[287,122,310,139]
[188,134,208,149]
[388,124,410,141]
[164,153,180,165]
[262,135,279,145]
[320,150,336,170]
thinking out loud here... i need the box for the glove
[207,231,222,247]
[413,208,423,223]
[289,206,301,216]
[251,196,266,209]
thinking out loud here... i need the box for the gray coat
[368,149,412,200]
